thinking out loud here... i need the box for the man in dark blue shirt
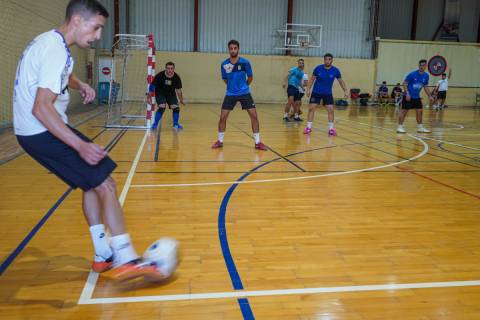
[378,81,389,105]
[305,53,348,136]
[397,59,432,133]
[212,40,267,150]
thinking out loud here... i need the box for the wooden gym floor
[1,103,480,319]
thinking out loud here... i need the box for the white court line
[78,131,149,305]
[77,280,480,304]
[130,133,429,188]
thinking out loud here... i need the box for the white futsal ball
[143,237,179,279]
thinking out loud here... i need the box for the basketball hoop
[299,41,309,49]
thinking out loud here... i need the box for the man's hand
[344,91,349,99]
[78,141,107,165]
[306,90,310,98]
[79,83,96,104]
[180,99,185,106]
[282,83,286,89]
[405,92,411,101]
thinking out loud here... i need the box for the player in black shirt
[391,83,402,107]
[151,61,185,130]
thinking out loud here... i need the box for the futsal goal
[105,33,156,129]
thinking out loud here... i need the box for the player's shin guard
[172,108,180,125]
[152,108,165,129]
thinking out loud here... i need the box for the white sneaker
[396,125,407,133]
[417,126,431,133]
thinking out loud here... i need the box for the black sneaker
[293,117,303,122]
[283,117,290,122]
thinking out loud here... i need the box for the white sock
[294,113,299,118]
[307,122,313,129]
[110,233,139,266]
[253,133,260,144]
[284,113,288,118]
[328,122,334,130]
[89,224,113,260]
[218,132,224,143]
[417,123,423,128]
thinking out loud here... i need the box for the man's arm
[402,80,410,101]
[305,75,316,97]
[69,74,95,104]
[247,76,253,85]
[32,88,107,165]
[337,78,349,99]
[176,89,184,105]
[282,72,290,88]
[448,68,452,79]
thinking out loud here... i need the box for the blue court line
[0,189,72,275]
[0,127,127,276]
[218,144,344,319]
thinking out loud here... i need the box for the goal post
[105,33,156,129]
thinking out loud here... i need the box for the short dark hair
[419,59,427,65]
[165,61,175,68]
[441,73,446,76]
[297,58,304,62]
[396,83,401,85]
[324,53,333,59]
[382,81,386,84]
[228,39,240,47]
[66,0,109,21]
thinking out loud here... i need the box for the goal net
[105,33,156,129]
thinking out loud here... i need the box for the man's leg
[246,108,260,133]
[151,104,166,130]
[284,96,294,120]
[325,104,336,135]
[304,103,318,134]
[83,190,114,271]
[246,108,266,149]
[415,108,423,124]
[398,108,409,125]
[212,109,231,148]
[171,105,182,129]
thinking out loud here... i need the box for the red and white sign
[102,67,111,75]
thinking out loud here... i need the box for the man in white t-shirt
[434,69,452,110]
[13,0,166,282]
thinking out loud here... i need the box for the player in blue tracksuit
[397,59,433,133]
[211,40,267,150]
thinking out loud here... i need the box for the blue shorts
[16,126,117,191]
[287,85,302,101]
[309,93,334,105]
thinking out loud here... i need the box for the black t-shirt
[152,71,182,97]
[391,86,402,98]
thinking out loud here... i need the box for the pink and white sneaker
[328,128,337,136]
[303,127,312,134]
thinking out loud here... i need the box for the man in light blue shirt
[397,59,432,133]
[282,58,305,122]
[212,40,267,150]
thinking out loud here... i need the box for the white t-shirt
[13,30,74,136]
[298,73,309,93]
[437,78,448,92]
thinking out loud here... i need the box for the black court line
[125,170,480,174]
[207,107,307,172]
[334,121,480,169]
[154,120,163,161]
[258,108,472,168]
[335,119,480,167]
[0,125,130,276]
[437,142,480,162]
